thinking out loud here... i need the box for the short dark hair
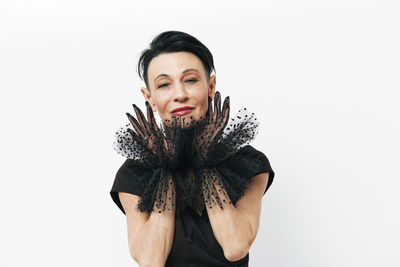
[137,30,216,90]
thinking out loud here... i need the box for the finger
[126,127,145,147]
[207,96,213,123]
[162,136,169,154]
[126,112,146,139]
[219,96,230,129]
[127,127,155,154]
[132,104,151,135]
[146,102,166,153]
[162,115,176,140]
[145,101,159,133]
[213,91,221,123]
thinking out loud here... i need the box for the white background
[1,0,399,266]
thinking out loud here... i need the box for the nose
[173,81,189,102]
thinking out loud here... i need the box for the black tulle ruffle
[112,105,271,214]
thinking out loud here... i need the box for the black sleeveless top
[110,145,275,266]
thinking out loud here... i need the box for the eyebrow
[153,68,199,82]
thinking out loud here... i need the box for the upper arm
[119,192,150,223]
[118,192,150,259]
[234,172,270,244]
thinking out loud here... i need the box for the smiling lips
[171,106,194,116]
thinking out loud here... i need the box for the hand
[184,91,260,212]
[125,101,183,169]
[174,91,231,213]
[190,91,230,168]
[118,101,186,213]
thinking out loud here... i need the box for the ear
[140,87,157,112]
[208,75,216,100]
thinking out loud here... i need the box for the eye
[186,78,198,83]
[157,83,169,89]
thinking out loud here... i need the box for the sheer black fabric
[112,95,269,214]
[111,144,275,215]
[110,93,275,265]
[110,144,274,266]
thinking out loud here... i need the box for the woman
[110,30,275,267]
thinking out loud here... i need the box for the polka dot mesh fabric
[112,91,261,214]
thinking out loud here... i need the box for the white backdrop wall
[1,0,399,266]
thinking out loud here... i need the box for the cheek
[153,93,169,113]
[197,94,210,117]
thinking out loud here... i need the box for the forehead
[147,51,205,81]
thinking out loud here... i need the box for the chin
[161,113,200,129]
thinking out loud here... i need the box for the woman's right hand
[126,101,168,156]
[126,101,184,169]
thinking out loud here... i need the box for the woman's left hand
[192,91,230,165]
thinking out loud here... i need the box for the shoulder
[110,159,151,214]
[115,159,150,178]
[231,144,275,195]
[233,145,273,171]
[236,145,267,159]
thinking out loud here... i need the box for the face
[140,51,216,127]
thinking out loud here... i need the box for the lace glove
[113,101,186,213]
[184,91,260,213]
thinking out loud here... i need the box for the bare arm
[205,172,270,262]
[119,176,176,267]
